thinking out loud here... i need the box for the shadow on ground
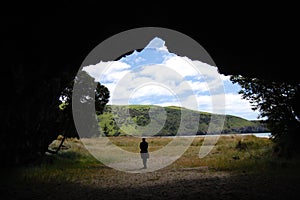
[1,169,299,200]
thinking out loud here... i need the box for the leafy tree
[1,66,73,166]
[59,70,110,140]
[230,75,300,157]
[103,124,109,136]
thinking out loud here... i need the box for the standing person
[140,138,149,169]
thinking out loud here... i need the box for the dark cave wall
[1,3,298,165]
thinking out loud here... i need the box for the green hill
[97,105,269,136]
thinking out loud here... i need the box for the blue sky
[83,37,260,120]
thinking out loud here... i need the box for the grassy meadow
[12,135,295,179]
[2,135,300,200]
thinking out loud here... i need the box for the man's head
[142,138,146,142]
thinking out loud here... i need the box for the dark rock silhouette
[1,3,298,166]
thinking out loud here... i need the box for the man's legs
[142,156,147,169]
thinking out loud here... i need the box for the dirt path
[1,167,299,200]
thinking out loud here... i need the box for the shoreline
[137,132,272,139]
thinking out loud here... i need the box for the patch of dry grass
[15,135,276,184]
[107,137,173,153]
[48,135,274,172]
[3,135,300,200]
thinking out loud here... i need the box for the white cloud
[83,61,131,83]
[195,93,260,120]
[83,60,258,119]
[108,65,187,105]
[164,56,199,77]
[138,64,185,83]
[163,57,225,94]
[130,84,174,99]
[82,37,261,120]
[186,81,209,92]
[146,37,168,51]
[220,74,231,81]
[224,93,260,119]
[158,45,169,52]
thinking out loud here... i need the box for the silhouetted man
[140,138,149,169]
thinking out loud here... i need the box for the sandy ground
[1,166,299,200]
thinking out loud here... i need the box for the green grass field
[2,135,300,200]
[15,135,296,180]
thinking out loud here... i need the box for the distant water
[239,132,272,138]
[155,133,272,138]
[203,132,272,138]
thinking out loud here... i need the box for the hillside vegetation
[97,105,268,136]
